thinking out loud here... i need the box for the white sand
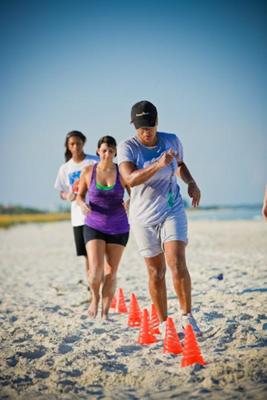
[0,220,267,399]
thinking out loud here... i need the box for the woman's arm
[60,191,76,201]
[119,149,175,188]
[76,166,92,215]
[177,162,201,207]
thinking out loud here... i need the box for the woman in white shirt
[54,130,98,294]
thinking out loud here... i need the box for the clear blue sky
[1,0,266,209]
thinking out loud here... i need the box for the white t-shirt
[54,154,98,226]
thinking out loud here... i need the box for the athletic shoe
[181,313,203,336]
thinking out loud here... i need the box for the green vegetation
[0,204,70,228]
[0,213,70,228]
[0,204,46,215]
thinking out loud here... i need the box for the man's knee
[147,265,166,282]
[169,256,188,278]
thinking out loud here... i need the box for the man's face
[136,126,157,146]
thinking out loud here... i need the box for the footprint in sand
[35,370,50,379]
[63,369,82,377]
[203,311,225,321]
[12,375,33,386]
[239,313,253,320]
[17,346,47,360]
[115,345,140,355]
[57,335,80,355]
[58,343,73,354]
[6,356,18,367]
[43,305,61,313]
[63,335,80,344]
[57,379,75,389]
[101,362,128,373]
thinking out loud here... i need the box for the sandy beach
[0,219,266,399]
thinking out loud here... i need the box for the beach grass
[0,212,70,228]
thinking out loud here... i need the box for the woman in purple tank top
[77,136,130,319]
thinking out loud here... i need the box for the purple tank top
[85,164,129,234]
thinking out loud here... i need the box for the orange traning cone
[150,304,161,334]
[128,293,142,327]
[163,317,183,355]
[110,293,117,309]
[137,308,157,345]
[181,324,206,367]
[116,288,128,313]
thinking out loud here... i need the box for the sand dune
[0,220,266,399]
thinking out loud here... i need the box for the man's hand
[158,148,175,168]
[188,181,201,207]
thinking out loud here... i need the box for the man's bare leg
[144,253,167,322]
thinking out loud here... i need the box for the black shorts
[73,225,87,257]
[83,225,129,247]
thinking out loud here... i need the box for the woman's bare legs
[84,255,91,296]
[144,253,168,322]
[86,239,105,318]
[101,244,125,319]
[164,240,191,314]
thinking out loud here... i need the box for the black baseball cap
[131,100,158,129]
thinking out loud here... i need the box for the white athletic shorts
[131,210,188,258]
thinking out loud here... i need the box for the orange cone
[163,317,183,355]
[137,308,157,345]
[115,288,128,313]
[150,304,161,334]
[110,292,117,309]
[181,324,206,367]
[128,293,142,327]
